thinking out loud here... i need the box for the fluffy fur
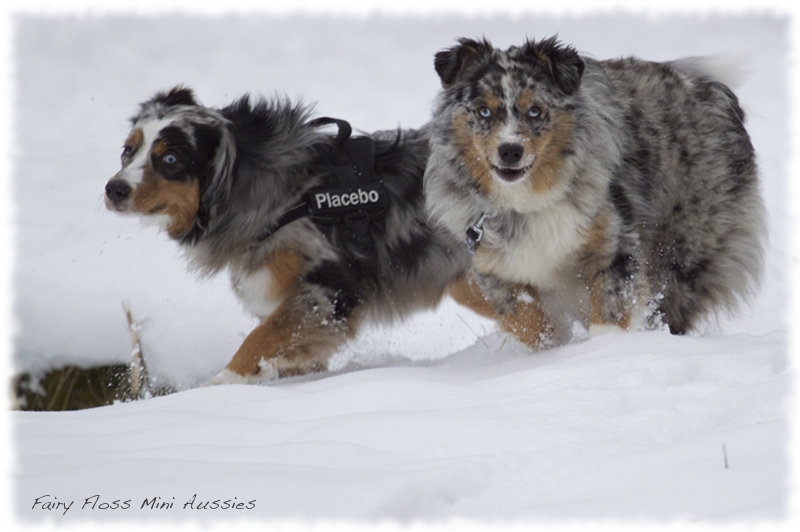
[105,86,472,384]
[424,37,766,348]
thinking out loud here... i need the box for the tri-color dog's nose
[105,179,131,203]
[498,143,524,165]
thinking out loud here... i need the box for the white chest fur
[230,266,283,319]
[476,201,589,289]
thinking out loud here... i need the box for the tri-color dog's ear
[523,36,585,96]
[155,86,199,108]
[132,86,200,125]
[434,38,493,87]
[200,123,236,228]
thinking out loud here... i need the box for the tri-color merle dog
[105,86,473,384]
[424,37,766,349]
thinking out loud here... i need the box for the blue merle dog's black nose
[105,179,131,203]
[498,143,524,165]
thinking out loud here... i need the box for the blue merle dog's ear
[154,86,199,108]
[434,38,494,87]
[523,36,585,95]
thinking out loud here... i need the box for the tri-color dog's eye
[121,145,133,158]
[162,153,178,165]
[478,107,492,119]
[528,106,543,119]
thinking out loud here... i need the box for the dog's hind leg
[208,289,361,385]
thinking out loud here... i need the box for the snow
[10,331,790,526]
[3,3,795,531]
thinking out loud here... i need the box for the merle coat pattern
[424,37,765,348]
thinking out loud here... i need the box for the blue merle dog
[424,37,766,348]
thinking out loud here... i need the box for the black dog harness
[256,118,388,258]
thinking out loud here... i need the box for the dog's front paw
[205,362,279,386]
[206,369,253,386]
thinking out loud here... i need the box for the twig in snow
[123,301,149,399]
[454,312,491,350]
[496,336,508,352]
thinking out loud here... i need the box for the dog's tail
[669,54,750,89]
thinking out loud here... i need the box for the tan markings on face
[479,91,503,150]
[132,171,200,238]
[516,89,536,113]
[125,128,144,158]
[265,248,305,299]
[152,139,170,158]
[451,111,495,195]
[482,91,501,111]
[524,108,575,195]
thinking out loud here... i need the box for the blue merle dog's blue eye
[528,106,543,119]
[162,153,178,165]
[478,107,492,119]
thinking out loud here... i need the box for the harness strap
[256,202,312,242]
[307,117,352,149]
